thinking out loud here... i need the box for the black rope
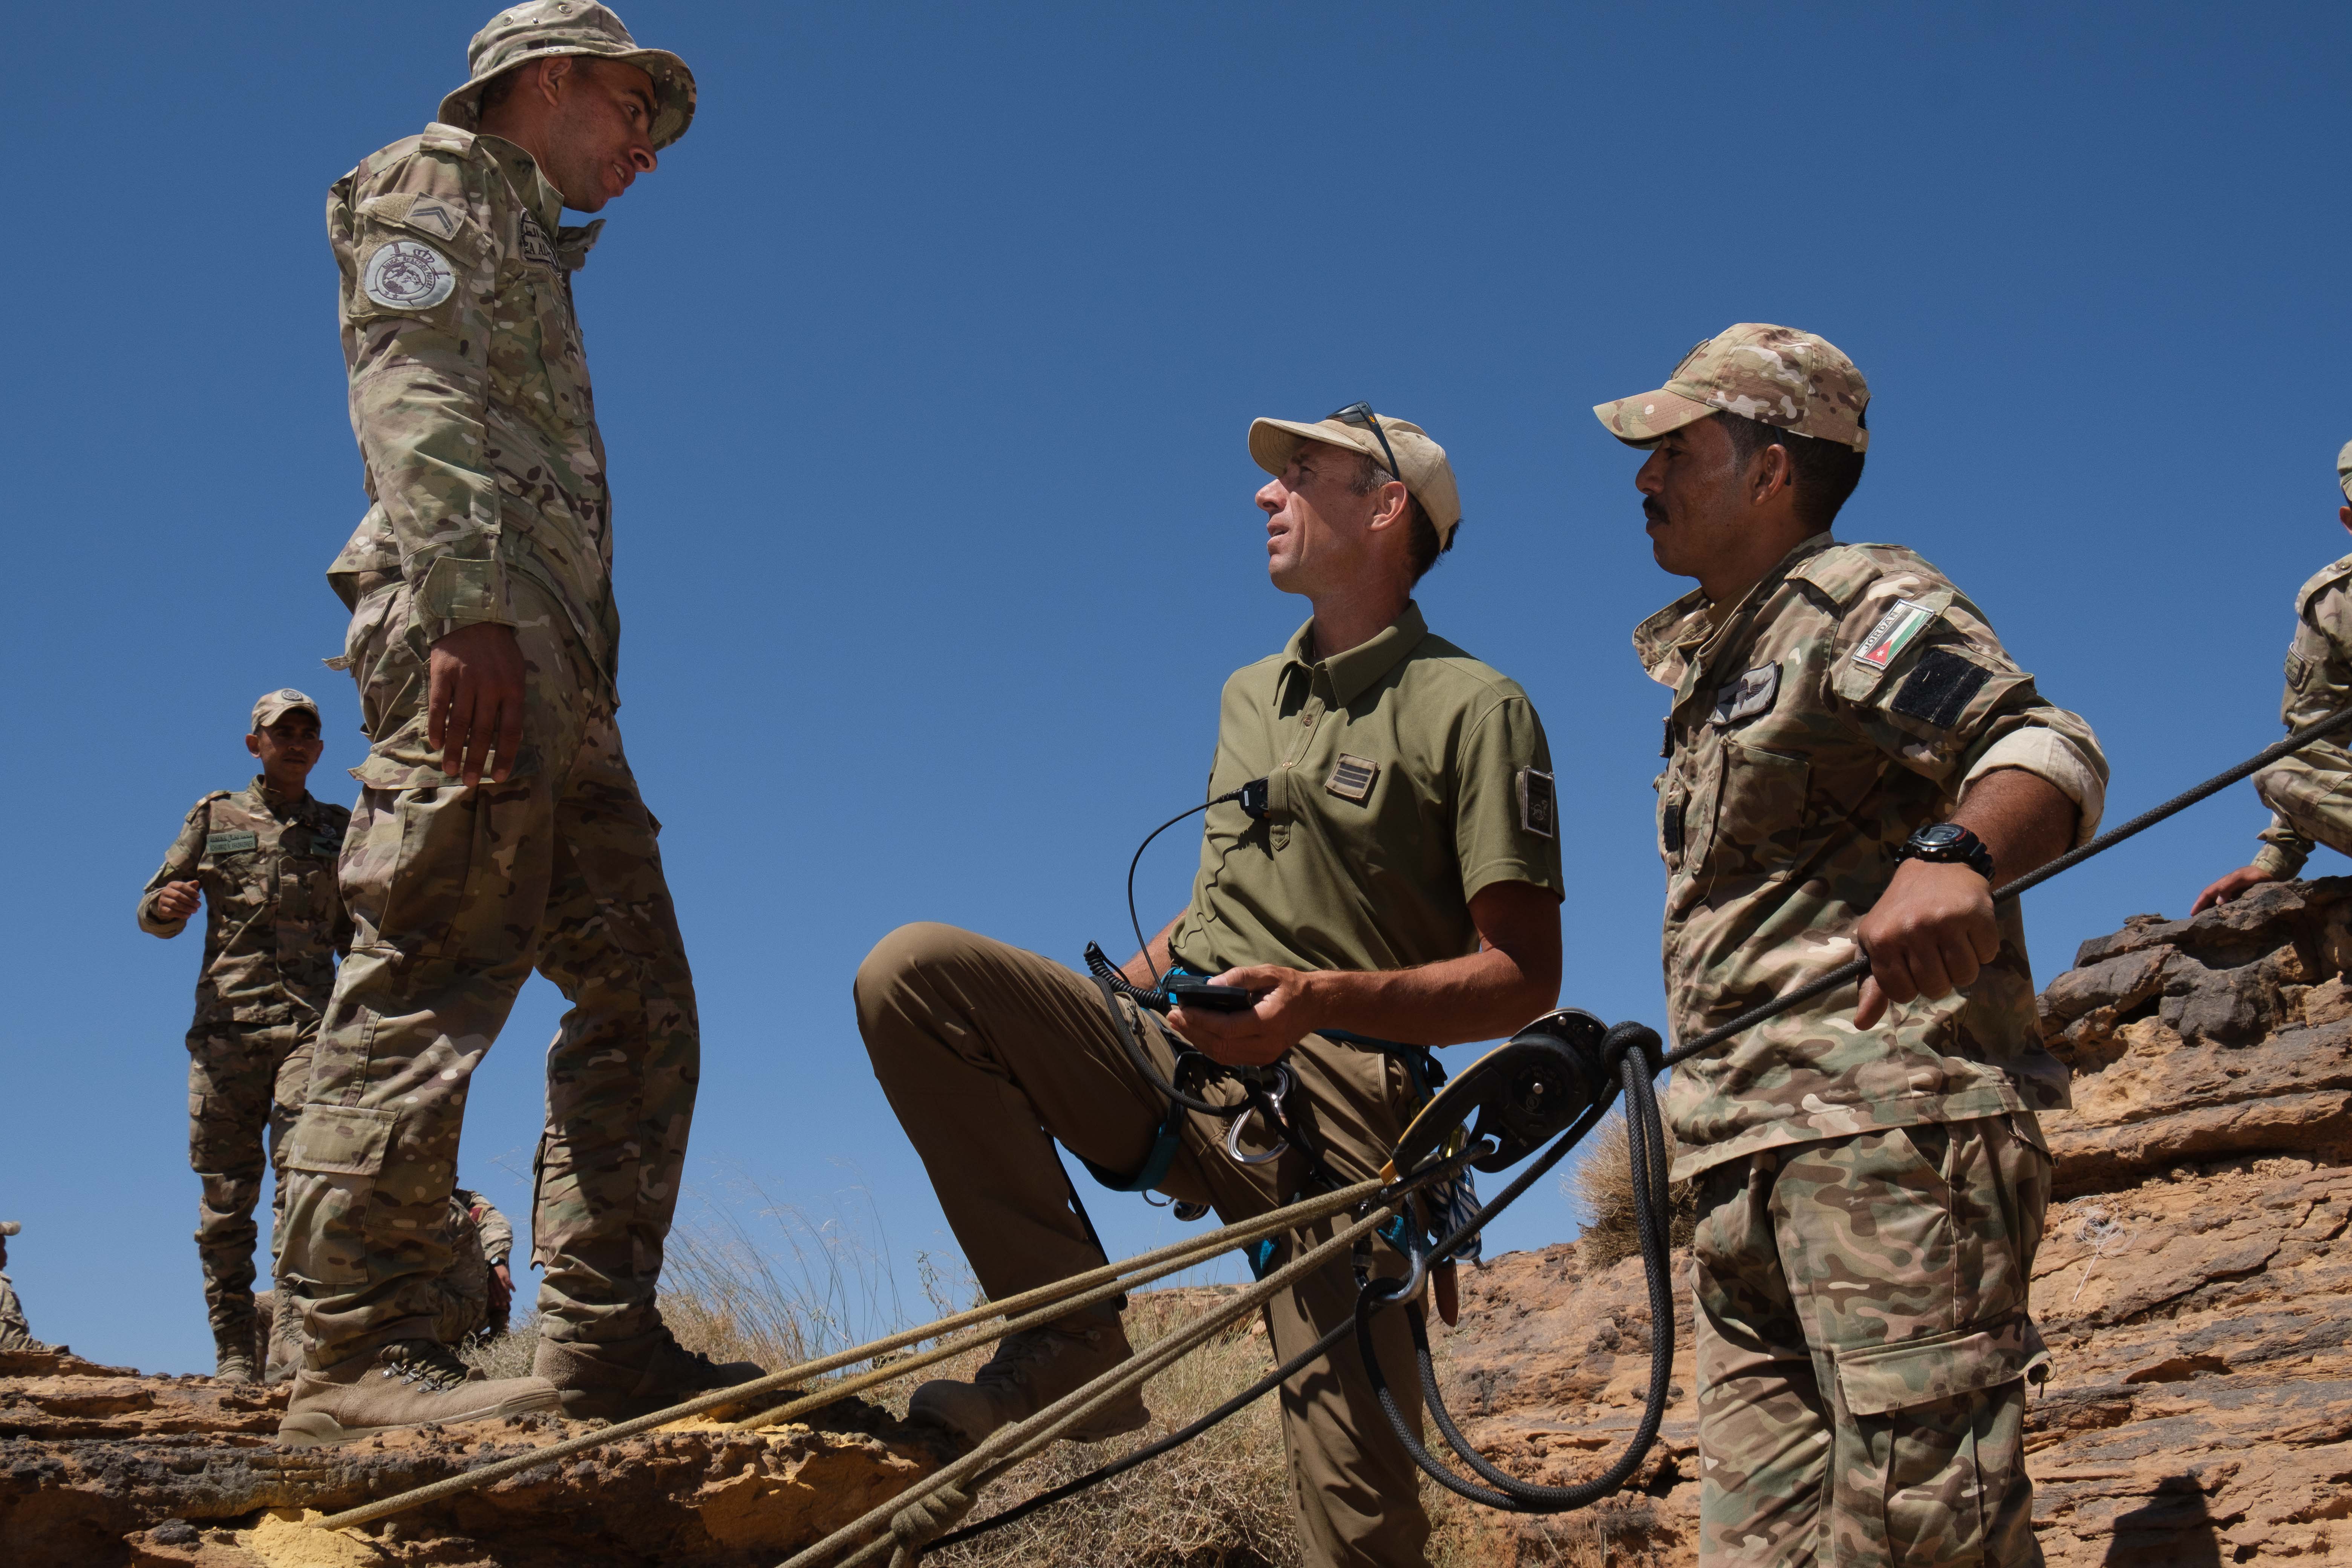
[1659,701,2352,1069]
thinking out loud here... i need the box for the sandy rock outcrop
[0,1342,942,1567]
[1430,875,2352,1565]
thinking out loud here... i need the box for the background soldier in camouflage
[276,1,751,1445]
[2194,440,2352,913]
[1597,325,2109,1566]
[263,1185,513,1383]
[139,690,352,1383]
[0,1223,63,1355]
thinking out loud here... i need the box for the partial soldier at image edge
[2193,438,2352,915]
[0,1223,64,1356]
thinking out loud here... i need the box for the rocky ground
[0,1351,945,1566]
[17,881,2352,1565]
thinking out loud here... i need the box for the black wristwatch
[1897,822,1996,881]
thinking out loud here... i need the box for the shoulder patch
[1851,599,1937,673]
[205,830,259,856]
[358,191,471,244]
[1325,754,1378,803]
[1712,663,1781,726]
[1517,767,1557,839]
[362,240,456,310]
[1890,647,1991,729]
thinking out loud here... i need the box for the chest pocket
[1705,740,1811,881]
[526,255,594,432]
[2288,619,2332,694]
[201,833,271,911]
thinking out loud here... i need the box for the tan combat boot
[211,1302,257,1385]
[277,1339,560,1446]
[909,1317,1150,1450]
[533,1325,767,1422]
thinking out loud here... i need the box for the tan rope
[309,1176,1385,1534]
[780,1198,1406,1568]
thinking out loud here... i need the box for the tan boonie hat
[1594,323,1870,453]
[252,689,321,731]
[1248,408,1464,546]
[438,1,697,152]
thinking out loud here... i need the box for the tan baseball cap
[0,1222,17,1237]
[1248,407,1464,546]
[1594,323,1870,453]
[438,1,697,152]
[252,689,321,731]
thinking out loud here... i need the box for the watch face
[1917,824,1966,848]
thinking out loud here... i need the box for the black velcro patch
[1891,647,1991,729]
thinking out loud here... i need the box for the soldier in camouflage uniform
[276,1,753,1445]
[0,1223,63,1355]
[1596,325,2109,1566]
[140,689,352,1383]
[2194,441,2352,914]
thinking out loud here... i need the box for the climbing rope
[305,701,2352,1556]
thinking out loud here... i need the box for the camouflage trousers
[187,1019,312,1335]
[2255,740,2352,862]
[0,1272,42,1351]
[279,580,699,1369]
[1690,1114,2051,1568]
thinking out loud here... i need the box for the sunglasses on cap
[1327,403,1403,486]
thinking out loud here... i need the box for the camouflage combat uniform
[2248,448,2352,878]
[431,1187,515,1347]
[1601,326,2109,1566]
[0,1222,60,1354]
[279,111,698,1369]
[140,775,352,1347]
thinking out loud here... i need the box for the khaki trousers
[279,580,699,1368]
[1691,1115,2050,1568]
[856,923,1431,1568]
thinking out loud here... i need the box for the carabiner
[1224,1065,1294,1167]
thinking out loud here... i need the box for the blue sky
[7,1,2349,1372]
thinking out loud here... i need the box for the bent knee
[854,922,989,1023]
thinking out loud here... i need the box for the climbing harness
[301,702,2352,1560]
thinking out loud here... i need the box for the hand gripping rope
[302,703,2352,1559]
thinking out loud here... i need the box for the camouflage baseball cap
[1594,323,1870,453]
[438,1,696,152]
[1248,408,1464,546]
[2335,440,2352,504]
[252,689,321,731]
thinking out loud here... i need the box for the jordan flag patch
[1851,599,1935,672]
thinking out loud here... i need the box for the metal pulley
[1387,1008,1612,1179]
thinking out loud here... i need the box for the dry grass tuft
[1569,1112,1698,1268]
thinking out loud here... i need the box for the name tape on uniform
[206,831,259,855]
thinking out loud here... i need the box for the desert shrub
[1569,1113,1698,1268]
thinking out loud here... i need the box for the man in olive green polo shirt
[857,407,1565,1568]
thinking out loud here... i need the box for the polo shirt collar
[1281,602,1430,706]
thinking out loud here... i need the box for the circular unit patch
[362,239,456,310]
